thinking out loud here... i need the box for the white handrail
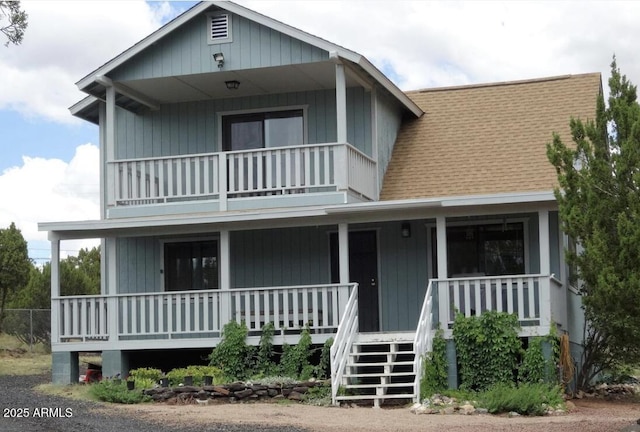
[413,280,433,402]
[330,283,359,405]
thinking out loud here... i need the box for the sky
[1,0,639,263]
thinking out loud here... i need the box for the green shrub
[520,337,547,384]
[453,311,521,391]
[128,367,163,389]
[166,365,224,386]
[130,377,156,390]
[279,325,312,379]
[208,321,255,381]
[479,382,564,416]
[255,322,276,376]
[315,338,333,379]
[420,326,448,398]
[89,380,151,404]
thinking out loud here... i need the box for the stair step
[347,361,414,367]
[343,371,416,378]
[344,382,415,389]
[349,351,415,357]
[335,394,415,401]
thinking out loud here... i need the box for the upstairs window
[164,240,219,291]
[207,13,232,44]
[222,109,304,151]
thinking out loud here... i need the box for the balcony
[106,142,376,217]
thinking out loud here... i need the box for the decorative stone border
[143,380,327,404]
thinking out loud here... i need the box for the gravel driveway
[0,374,309,432]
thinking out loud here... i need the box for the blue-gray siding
[375,89,404,194]
[111,11,328,81]
[114,88,371,159]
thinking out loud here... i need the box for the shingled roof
[380,73,601,201]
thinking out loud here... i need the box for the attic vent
[207,13,232,44]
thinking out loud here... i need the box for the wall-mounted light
[213,52,224,68]
[225,80,240,90]
[401,222,411,238]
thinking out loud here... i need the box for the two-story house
[39,1,600,407]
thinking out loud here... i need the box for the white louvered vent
[208,13,232,44]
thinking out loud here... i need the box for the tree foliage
[547,57,640,389]
[0,1,27,46]
[0,222,31,332]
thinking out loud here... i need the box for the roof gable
[75,1,421,117]
[380,73,602,200]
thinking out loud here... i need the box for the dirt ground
[112,398,640,432]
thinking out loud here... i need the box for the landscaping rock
[234,389,254,399]
[459,403,475,415]
[287,391,304,401]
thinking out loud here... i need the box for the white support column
[338,223,350,318]
[105,85,116,207]
[436,216,449,329]
[105,238,118,341]
[220,230,231,326]
[50,236,60,344]
[436,216,448,279]
[335,63,347,144]
[539,210,550,275]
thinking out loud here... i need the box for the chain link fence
[2,309,51,352]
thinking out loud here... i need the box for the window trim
[160,236,220,292]
[426,217,530,278]
[206,12,232,45]
[217,105,309,152]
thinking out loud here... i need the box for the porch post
[50,235,60,345]
[220,230,231,326]
[335,63,347,143]
[435,216,448,278]
[105,238,118,341]
[539,210,550,275]
[105,84,116,207]
[338,223,350,318]
[538,210,552,330]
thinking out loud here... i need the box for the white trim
[206,12,233,45]
[159,235,221,292]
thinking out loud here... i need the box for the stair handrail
[413,279,434,402]
[330,283,359,405]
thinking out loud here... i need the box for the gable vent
[208,13,232,44]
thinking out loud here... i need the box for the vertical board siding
[371,221,429,332]
[116,237,160,294]
[549,211,561,276]
[114,89,351,160]
[230,227,331,289]
[346,87,372,154]
[111,13,329,82]
[375,89,404,193]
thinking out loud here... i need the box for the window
[207,13,232,44]
[446,223,525,277]
[222,110,304,151]
[164,240,219,291]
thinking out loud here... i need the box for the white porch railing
[413,280,434,402]
[53,283,354,344]
[435,274,564,333]
[330,283,359,405]
[108,142,377,207]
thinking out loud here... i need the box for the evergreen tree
[0,222,30,332]
[547,57,640,389]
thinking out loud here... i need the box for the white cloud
[0,1,179,123]
[0,144,100,257]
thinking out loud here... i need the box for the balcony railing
[434,274,565,335]
[107,143,376,208]
[52,283,355,345]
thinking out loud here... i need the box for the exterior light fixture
[213,52,224,68]
[401,222,411,238]
[225,80,240,90]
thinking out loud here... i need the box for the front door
[331,230,380,332]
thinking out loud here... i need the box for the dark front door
[331,230,380,332]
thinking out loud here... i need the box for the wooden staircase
[335,334,417,407]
